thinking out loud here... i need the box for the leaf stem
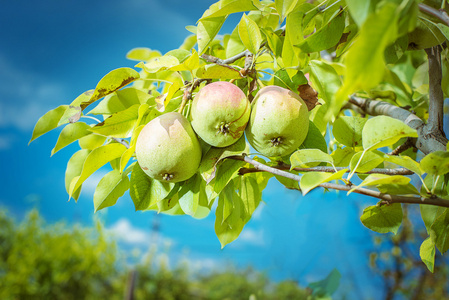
[419,3,449,26]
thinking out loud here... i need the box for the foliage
[30,0,449,271]
[0,209,312,299]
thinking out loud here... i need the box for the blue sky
[0,1,400,298]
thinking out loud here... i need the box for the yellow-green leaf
[29,105,68,144]
[51,122,91,156]
[90,104,140,138]
[126,47,161,61]
[65,149,91,201]
[136,56,179,73]
[195,64,243,79]
[238,13,263,54]
[300,169,347,195]
[360,203,403,234]
[197,16,227,55]
[94,169,130,212]
[290,149,333,169]
[68,143,127,199]
[420,237,435,273]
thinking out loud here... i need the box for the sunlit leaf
[213,159,246,194]
[136,56,179,73]
[197,16,227,55]
[298,120,328,153]
[177,174,205,216]
[93,169,130,212]
[384,154,423,175]
[349,150,384,173]
[83,68,140,109]
[29,105,68,143]
[129,162,175,211]
[90,104,140,138]
[78,133,107,150]
[362,116,418,151]
[430,208,449,254]
[300,169,347,195]
[68,143,127,199]
[420,237,435,273]
[239,175,262,219]
[65,149,91,201]
[275,0,300,20]
[296,12,345,53]
[420,151,449,175]
[195,64,243,79]
[126,47,161,61]
[333,116,367,148]
[360,203,403,234]
[349,174,411,194]
[290,149,333,169]
[51,122,91,156]
[238,13,263,54]
[331,147,355,167]
[89,87,151,115]
[308,60,342,105]
[201,0,259,19]
[120,145,135,174]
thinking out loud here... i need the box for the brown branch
[201,50,253,66]
[348,96,448,154]
[425,46,446,137]
[239,165,414,176]
[177,79,205,114]
[387,137,416,156]
[228,154,449,208]
[419,3,449,26]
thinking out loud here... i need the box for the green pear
[245,86,309,157]
[190,81,250,147]
[136,112,202,183]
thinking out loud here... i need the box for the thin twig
[228,154,449,208]
[239,165,414,176]
[387,137,416,156]
[419,3,449,26]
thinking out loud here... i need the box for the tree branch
[201,50,253,65]
[348,96,448,154]
[112,137,130,149]
[239,165,414,176]
[425,46,446,137]
[419,3,449,26]
[229,154,449,208]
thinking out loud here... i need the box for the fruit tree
[30,0,449,272]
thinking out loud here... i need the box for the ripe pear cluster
[136,82,309,183]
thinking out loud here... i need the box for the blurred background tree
[0,208,311,299]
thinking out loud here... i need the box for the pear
[190,81,250,147]
[245,86,309,157]
[136,112,201,183]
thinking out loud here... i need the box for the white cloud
[237,228,265,246]
[107,218,174,247]
[0,53,68,131]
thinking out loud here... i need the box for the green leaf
[290,149,333,169]
[201,0,259,19]
[239,175,262,219]
[384,154,423,176]
[308,60,342,105]
[83,68,140,109]
[298,120,328,153]
[29,105,68,143]
[335,3,399,117]
[199,135,248,182]
[377,183,420,196]
[275,174,299,190]
[129,162,175,211]
[169,49,201,72]
[155,81,182,112]
[308,269,341,299]
[345,0,375,27]
[195,64,243,79]
[349,150,384,173]
[226,25,246,58]
[215,184,245,248]
[300,169,347,195]
[51,122,91,156]
[136,56,179,73]
[93,169,130,212]
[58,90,95,125]
[120,145,135,174]
[89,87,151,115]
[360,203,403,234]
[420,205,443,235]
[350,174,411,194]
[126,47,161,61]
[177,174,205,216]
[296,12,345,53]
[78,133,107,150]
[213,159,246,194]
[68,143,127,198]
[281,9,303,75]
[261,28,283,57]
[197,16,227,55]
[238,13,263,54]
[65,149,91,201]
[332,116,367,148]
[331,147,355,167]
[430,208,449,254]
[420,237,435,273]
[275,0,300,20]
[273,69,308,92]
[362,116,418,151]
[90,104,140,138]
[420,151,449,175]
